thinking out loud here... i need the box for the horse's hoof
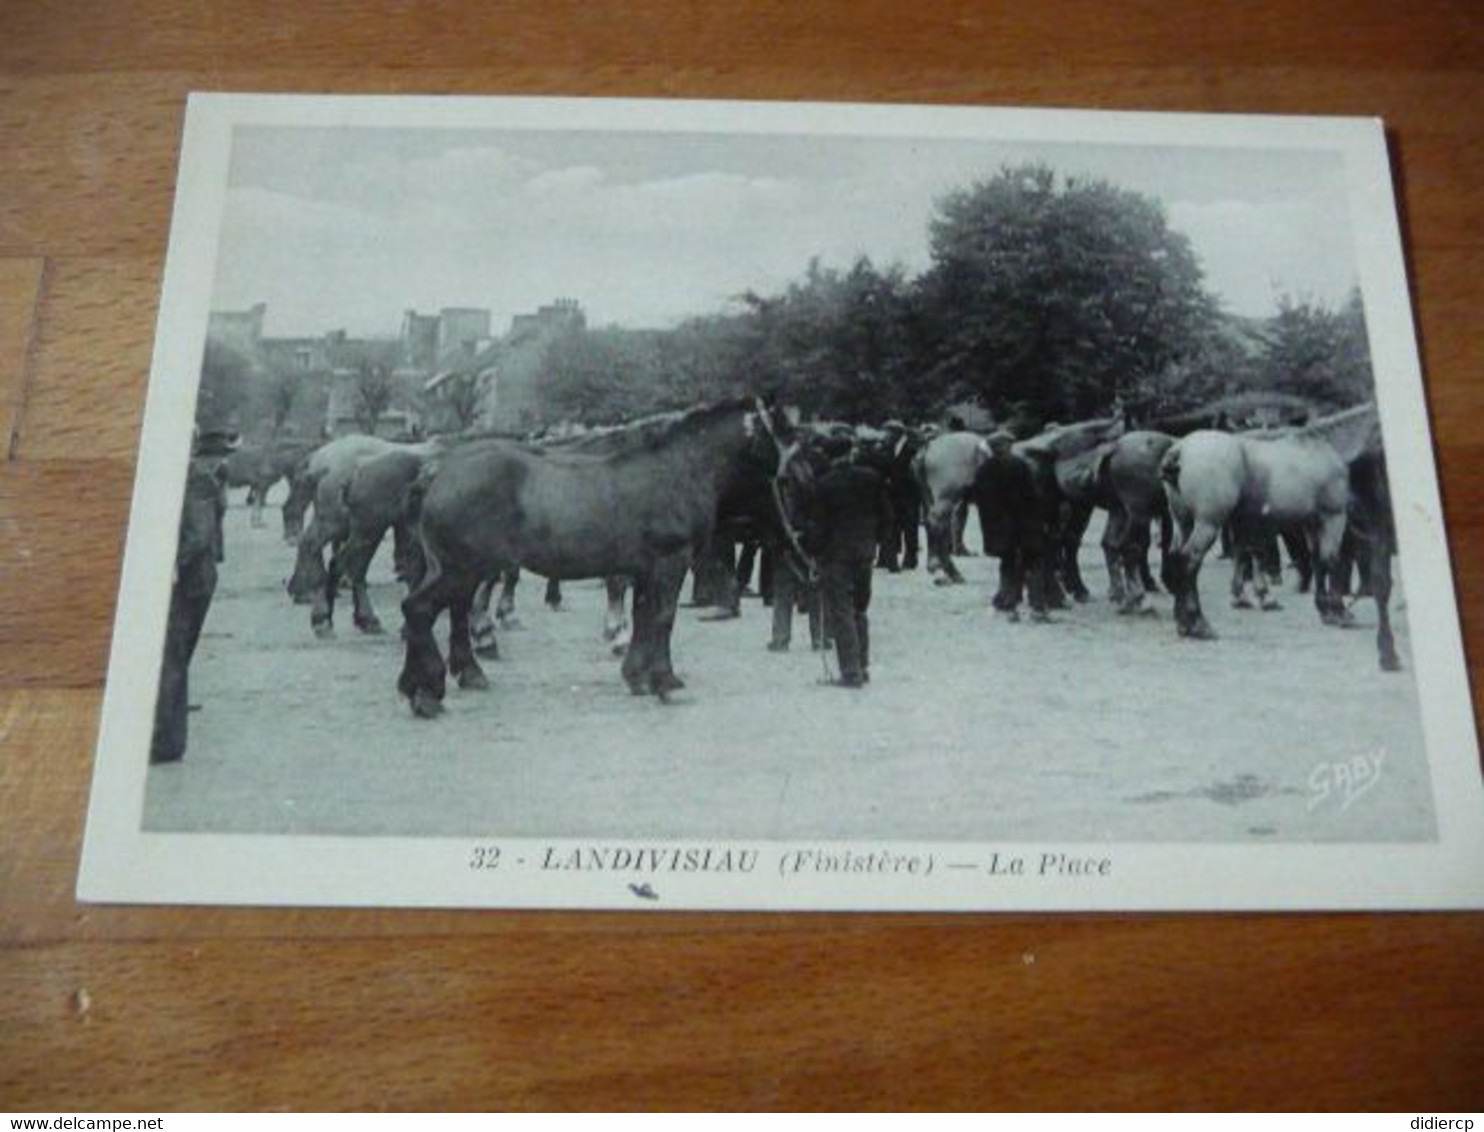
[698,608,739,622]
[1261,600,1284,612]
[611,642,628,658]
[312,620,335,640]
[650,671,685,695]
[496,617,523,632]
[1181,620,1219,641]
[458,667,489,691]
[1071,590,1091,604]
[355,618,385,635]
[1030,611,1053,624]
[409,689,444,719]
[1381,653,1403,673]
[474,643,501,661]
[1322,611,1357,629]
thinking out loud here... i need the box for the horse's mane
[542,408,690,453]
[1153,391,1325,433]
[542,397,760,460]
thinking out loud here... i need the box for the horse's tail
[1158,443,1182,488]
[400,463,442,594]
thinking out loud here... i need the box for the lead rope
[751,400,837,684]
[752,399,819,586]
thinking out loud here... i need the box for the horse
[1342,441,1402,672]
[1159,402,1379,640]
[966,414,1129,615]
[221,439,316,536]
[1068,429,1177,614]
[284,435,439,630]
[313,446,432,636]
[915,430,993,584]
[397,397,798,718]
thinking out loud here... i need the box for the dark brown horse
[1076,429,1176,614]
[1342,441,1402,671]
[284,435,438,631]
[1160,403,1379,640]
[398,398,797,717]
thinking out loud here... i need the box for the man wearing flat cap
[802,433,893,688]
[150,427,237,764]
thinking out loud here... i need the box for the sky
[211,124,1360,339]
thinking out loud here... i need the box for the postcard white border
[77,94,1484,911]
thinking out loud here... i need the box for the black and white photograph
[79,95,1484,910]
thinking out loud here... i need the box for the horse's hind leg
[470,576,501,659]
[1102,507,1129,605]
[494,568,522,631]
[399,570,457,718]
[1060,502,1094,602]
[347,530,388,634]
[621,574,657,694]
[645,555,689,696]
[314,537,344,639]
[1169,519,1221,640]
[1372,538,1401,671]
[448,579,489,692]
[1313,512,1355,627]
[927,498,965,584]
[602,575,632,654]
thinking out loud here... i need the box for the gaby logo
[1308,748,1386,812]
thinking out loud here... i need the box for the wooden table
[2,0,1481,1111]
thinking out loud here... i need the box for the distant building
[399,310,441,371]
[208,299,580,439]
[423,299,585,433]
[436,308,492,359]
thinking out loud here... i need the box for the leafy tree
[196,340,255,429]
[354,360,394,434]
[1257,289,1374,407]
[920,164,1217,420]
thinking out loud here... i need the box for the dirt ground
[142,496,1437,842]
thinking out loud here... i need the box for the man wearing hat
[971,429,1050,622]
[150,427,237,764]
[802,433,893,688]
[875,419,923,573]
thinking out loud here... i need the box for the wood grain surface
[1,0,1481,1112]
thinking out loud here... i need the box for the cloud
[1170,196,1357,316]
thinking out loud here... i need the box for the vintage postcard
[78,94,1483,910]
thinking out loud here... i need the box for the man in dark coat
[150,429,235,764]
[873,420,923,572]
[803,436,893,687]
[970,430,1050,621]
